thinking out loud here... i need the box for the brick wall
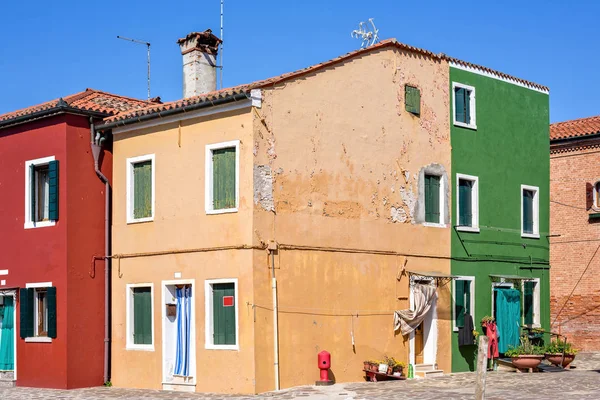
[550,144,600,351]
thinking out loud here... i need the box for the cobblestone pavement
[2,354,599,399]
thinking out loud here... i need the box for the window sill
[456,226,480,233]
[521,233,540,239]
[25,336,52,343]
[205,344,239,351]
[126,344,155,351]
[206,208,238,215]
[423,222,446,229]
[127,216,154,224]
[24,220,56,229]
[454,121,477,130]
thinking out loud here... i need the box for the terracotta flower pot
[363,361,370,371]
[370,363,379,372]
[545,353,576,368]
[511,355,544,369]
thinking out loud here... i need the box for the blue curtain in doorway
[174,286,191,376]
[496,288,520,354]
[0,296,14,370]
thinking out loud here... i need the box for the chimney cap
[177,29,222,55]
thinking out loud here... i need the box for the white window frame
[126,154,155,224]
[423,173,446,228]
[452,276,475,332]
[24,156,56,229]
[521,278,541,328]
[521,184,540,238]
[205,140,240,215]
[491,281,514,319]
[456,173,479,232]
[452,82,477,130]
[24,281,53,343]
[205,278,239,350]
[126,283,155,351]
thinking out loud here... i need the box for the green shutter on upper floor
[19,288,34,339]
[455,87,465,123]
[48,160,59,221]
[133,287,152,345]
[212,283,236,345]
[458,180,473,226]
[405,85,420,115]
[47,286,57,338]
[523,190,534,234]
[133,161,152,219]
[464,89,471,124]
[524,281,534,325]
[212,148,236,210]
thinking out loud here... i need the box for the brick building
[550,115,600,351]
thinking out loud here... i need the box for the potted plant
[383,356,405,375]
[481,316,495,334]
[369,360,379,372]
[505,336,545,370]
[545,339,578,368]
[526,327,545,346]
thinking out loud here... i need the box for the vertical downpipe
[271,250,280,390]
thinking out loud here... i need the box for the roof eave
[0,105,109,131]
[550,131,600,145]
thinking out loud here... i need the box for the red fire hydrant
[316,350,333,386]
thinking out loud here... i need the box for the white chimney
[177,29,222,98]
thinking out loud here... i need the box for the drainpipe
[90,117,111,384]
[270,244,280,390]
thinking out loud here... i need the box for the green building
[448,61,550,372]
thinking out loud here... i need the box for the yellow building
[97,30,453,394]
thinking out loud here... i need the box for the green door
[0,296,15,370]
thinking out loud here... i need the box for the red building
[0,89,152,388]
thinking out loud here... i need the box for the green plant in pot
[545,339,578,368]
[505,335,545,370]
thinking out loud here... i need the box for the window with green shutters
[19,286,57,339]
[523,281,535,325]
[405,85,420,115]
[521,186,538,236]
[458,178,473,227]
[207,280,238,348]
[26,157,59,226]
[425,174,441,223]
[206,141,239,214]
[454,278,474,329]
[453,83,476,129]
[133,161,153,219]
[132,287,152,345]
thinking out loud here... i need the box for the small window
[424,174,441,223]
[594,182,600,208]
[19,285,57,340]
[453,83,476,129]
[522,279,540,327]
[521,185,539,238]
[456,174,479,232]
[127,284,154,350]
[25,156,59,229]
[205,279,238,350]
[127,154,155,223]
[205,141,239,214]
[453,277,475,331]
[405,85,420,115]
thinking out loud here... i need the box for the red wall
[0,113,109,388]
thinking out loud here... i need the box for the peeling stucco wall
[253,164,274,212]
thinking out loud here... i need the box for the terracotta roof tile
[550,115,600,141]
[0,88,153,125]
[101,38,548,127]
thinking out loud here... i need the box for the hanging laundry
[485,322,499,359]
[458,313,475,347]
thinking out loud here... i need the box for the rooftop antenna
[351,18,380,48]
[219,0,224,89]
[117,36,151,100]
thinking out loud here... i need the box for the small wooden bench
[363,369,406,382]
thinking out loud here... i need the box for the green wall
[449,67,550,372]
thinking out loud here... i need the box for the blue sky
[0,0,598,123]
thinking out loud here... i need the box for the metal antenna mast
[117,36,151,100]
[220,0,224,89]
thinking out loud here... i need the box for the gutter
[95,92,249,132]
[0,102,108,131]
[89,117,112,384]
[550,131,600,146]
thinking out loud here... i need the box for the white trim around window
[126,283,155,351]
[452,82,477,130]
[521,184,540,238]
[24,156,56,229]
[522,278,541,328]
[126,154,155,224]
[205,140,240,215]
[456,173,479,232]
[205,278,239,350]
[452,276,475,332]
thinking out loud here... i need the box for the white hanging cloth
[394,283,437,336]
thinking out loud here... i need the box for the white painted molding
[126,154,156,224]
[456,173,480,231]
[125,283,155,351]
[205,140,240,215]
[24,155,57,230]
[26,282,52,288]
[450,62,549,95]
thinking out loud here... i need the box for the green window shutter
[48,160,59,221]
[213,283,236,345]
[464,90,471,124]
[133,287,152,345]
[523,190,534,234]
[455,87,465,123]
[464,280,471,317]
[405,85,420,115]
[458,180,473,226]
[212,148,236,210]
[455,280,465,328]
[424,175,432,222]
[524,282,534,325]
[19,288,34,339]
[47,286,57,338]
[30,164,36,222]
[425,175,441,223]
[133,161,152,219]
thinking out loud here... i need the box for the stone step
[0,370,14,380]
[415,369,444,378]
[0,379,15,388]
[414,363,436,372]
